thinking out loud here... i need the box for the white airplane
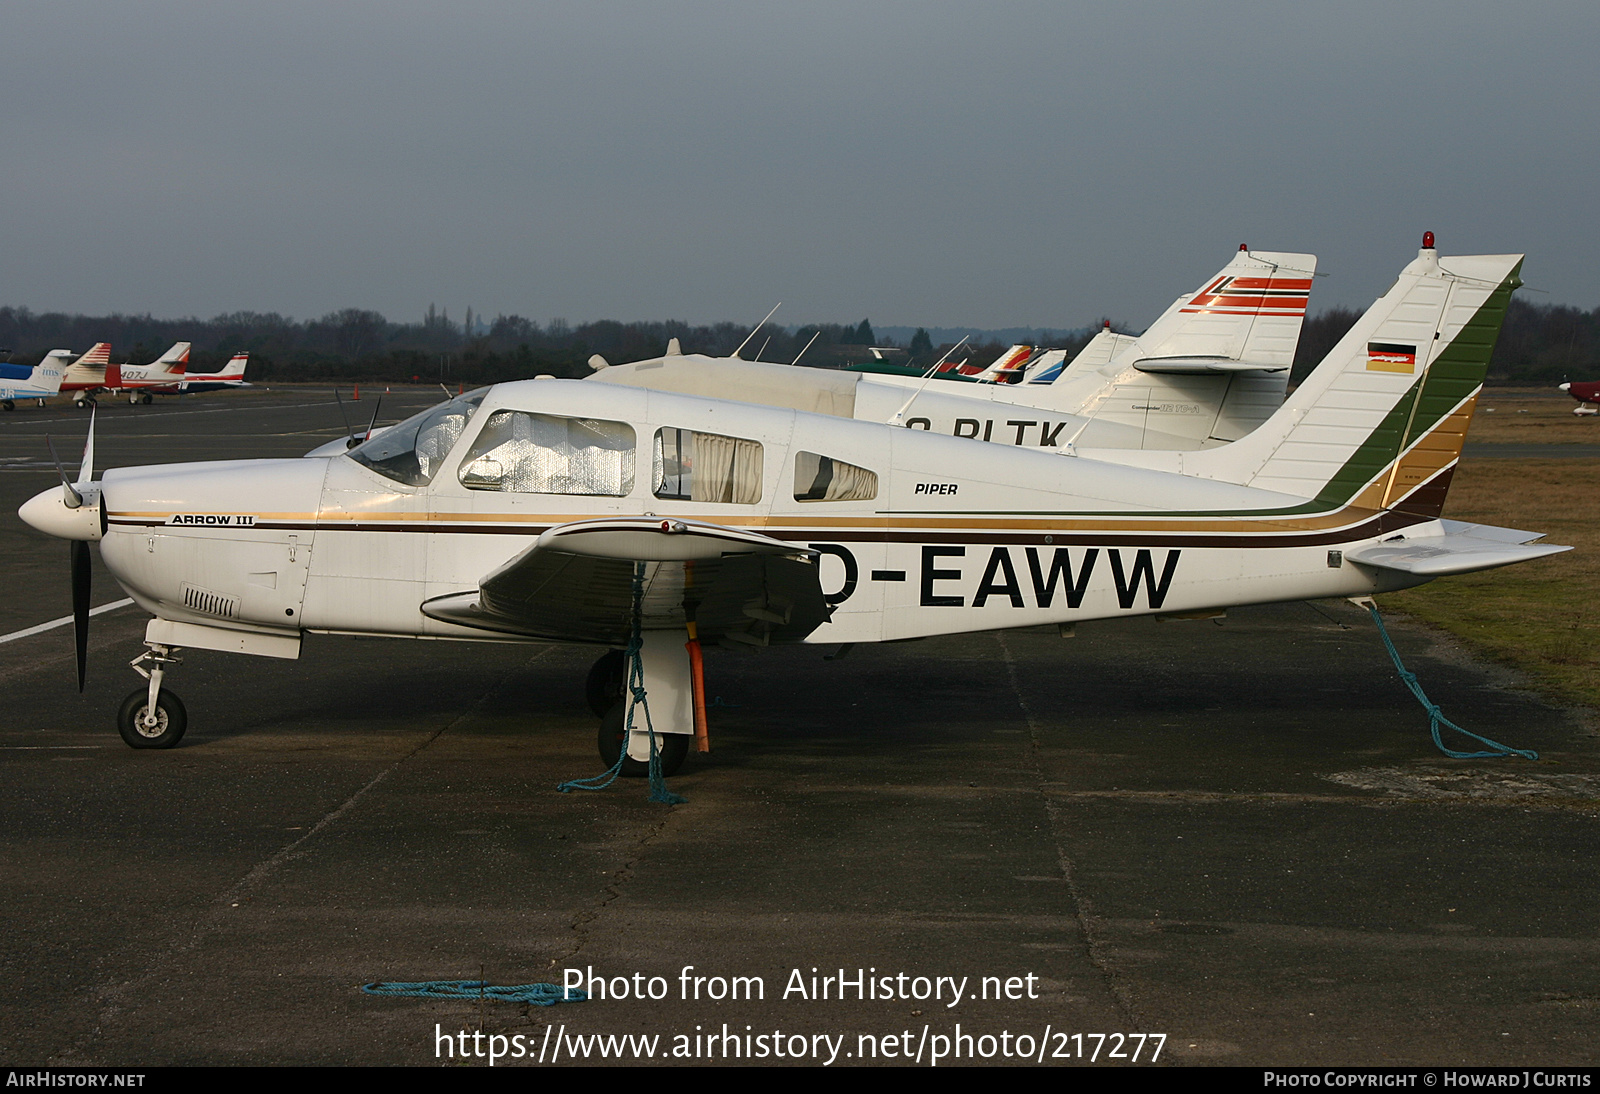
[145,351,250,397]
[107,342,191,404]
[18,237,1563,780]
[62,342,189,406]
[59,343,113,406]
[0,350,72,410]
[590,247,1317,452]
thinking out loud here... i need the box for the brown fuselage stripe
[108,508,1431,550]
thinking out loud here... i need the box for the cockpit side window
[653,427,763,504]
[793,451,878,502]
[458,411,636,496]
[349,389,488,486]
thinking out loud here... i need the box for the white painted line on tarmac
[0,598,136,645]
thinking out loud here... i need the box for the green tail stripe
[1313,262,1522,508]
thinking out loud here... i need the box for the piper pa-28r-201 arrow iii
[18,235,1567,776]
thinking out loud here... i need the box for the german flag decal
[1367,342,1417,373]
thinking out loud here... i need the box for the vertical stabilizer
[1191,239,1522,516]
[971,345,1034,382]
[1135,248,1317,370]
[72,343,111,368]
[154,342,191,367]
[28,350,72,395]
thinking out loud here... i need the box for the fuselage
[92,379,1431,648]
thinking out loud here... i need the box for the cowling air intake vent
[182,583,239,619]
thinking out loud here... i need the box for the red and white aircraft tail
[970,345,1036,383]
[199,352,249,381]
[106,342,189,394]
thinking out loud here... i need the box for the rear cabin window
[793,452,878,501]
[653,427,763,504]
[458,411,635,496]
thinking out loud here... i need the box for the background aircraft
[18,238,1559,780]
[59,343,113,406]
[0,349,72,410]
[590,247,1316,452]
[1557,380,1600,415]
[145,351,250,397]
[62,342,189,406]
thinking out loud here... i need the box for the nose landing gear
[119,643,187,749]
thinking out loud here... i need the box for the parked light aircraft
[1557,380,1600,415]
[59,343,113,405]
[145,352,250,397]
[18,237,1564,777]
[0,350,72,410]
[62,342,189,406]
[590,247,1317,452]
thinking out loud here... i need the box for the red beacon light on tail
[1422,231,1435,250]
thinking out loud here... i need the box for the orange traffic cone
[352,384,360,401]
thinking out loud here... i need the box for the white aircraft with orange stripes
[18,235,1565,779]
[590,246,1317,453]
[62,342,190,406]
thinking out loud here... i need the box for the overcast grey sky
[3,1,1596,332]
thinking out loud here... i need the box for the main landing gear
[118,643,187,749]
[586,644,692,778]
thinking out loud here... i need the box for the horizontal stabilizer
[1345,522,1569,577]
[1133,356,1290,374]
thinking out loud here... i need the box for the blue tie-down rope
[557,562,687,804]
[360,980,585,1007]
[1365,602,1537,760]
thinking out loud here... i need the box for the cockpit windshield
[348,388,489,486]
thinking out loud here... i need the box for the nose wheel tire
[597,701,688,778]
[117,687,188,749]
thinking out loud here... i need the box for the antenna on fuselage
[791,329,822,367]
[886,336,969,426]
[731,303,782,360]
[333,388,360,448]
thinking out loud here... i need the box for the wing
[420,516,830,647]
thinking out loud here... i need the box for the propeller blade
[71,539,90,692]
[77,407,96,487]
[45,435,83,509]
[333,387,354,437]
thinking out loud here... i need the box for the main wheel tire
[585,649,626,717]
[117,687,188,749]
[2,400,13,412]
[140,393,153,405]
[597,701,689,778]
